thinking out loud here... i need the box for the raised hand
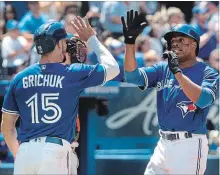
[121,10,148,44]
[70,16,96,41]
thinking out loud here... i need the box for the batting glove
[163,51,182,75]
[121,10,148,44]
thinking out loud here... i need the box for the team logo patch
[41,65,46,70]
[176,101,197,118]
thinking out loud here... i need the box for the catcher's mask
[66,36,87,63]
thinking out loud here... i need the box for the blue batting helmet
[34,21,68,55]
[164,24,200,56]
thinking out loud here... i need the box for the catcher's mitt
[66,36,87,63]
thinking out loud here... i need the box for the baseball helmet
[164,24,200,56]
[34,21,68,54]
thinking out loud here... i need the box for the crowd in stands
[0,1,219,80]
[0,1,219,163]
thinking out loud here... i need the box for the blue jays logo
[41,65,46,70]
[176,101,197,118]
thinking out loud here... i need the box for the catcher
[65,36,86,175]
[66,35,88,64]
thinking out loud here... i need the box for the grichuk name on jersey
[23,75,65,89]
[156,79,174,91]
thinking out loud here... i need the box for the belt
[20,136,63,146]
[159,130,193,141]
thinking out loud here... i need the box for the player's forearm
[175,72,202,103]
[87,35,119,81]
[124,44,138,71]
[1,127,19,158]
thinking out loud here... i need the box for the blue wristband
[195,88,214,108]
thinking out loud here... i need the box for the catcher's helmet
[34,21,68,55]
[164,24,200,55]
[66,36,87,63]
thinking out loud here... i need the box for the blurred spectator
[208,130,219,155]
[52,2,81,20]
[59,3,81,23]
[209,49,219,72]
[63,14,78,36]
[99,30,112,44]
[143,50,161,67]
[106,38,125,59]
[58,3,82,35]
[127,2,141,12]
[207,1,219,23]
[60,4,80,23]
[160,7,185,46]
[192,5,217,61]
[87,2,104,37]
[143,24,163,56]
[87,1,103,19]
[136,36,151,53]
[116,36,145,68]
[38,2,58,20]
[0,1,5,38]
[140,1,159,15]
[100,2,130,39]
[19,1,49,41]
[216,24,219,49]
[0,2,5,17]
[3,4,17,34]
[166,7,185,27]
[134,36,151,67]
[5,2,28,21]
[1,20,31,75]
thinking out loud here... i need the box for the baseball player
[1,16,119,175]
[121,10,219,175]
[65,36,87,175]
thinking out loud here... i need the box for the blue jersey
[139,61,219,134]
[2,63,106,143]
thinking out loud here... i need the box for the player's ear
[57,40,62,49]
[192,41,197,51]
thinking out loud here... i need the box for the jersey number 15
[25,93,62,124]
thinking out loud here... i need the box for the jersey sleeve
[201,67,219,103]
[69,63,106,88]
[138,62,162,90]
[1,78,19,115]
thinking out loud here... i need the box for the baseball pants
[14,137,72,175]
[144,131,208,175]
[71,142,79,175]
